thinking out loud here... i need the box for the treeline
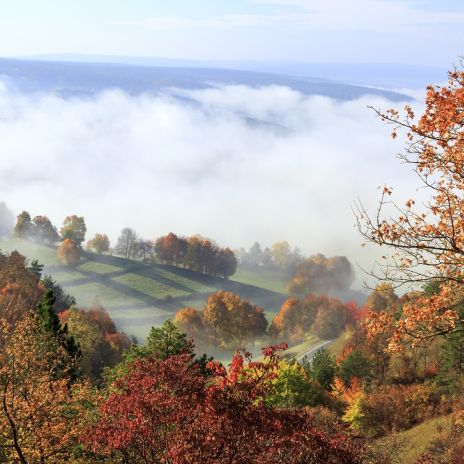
[235,240,303,275]
[11,211,238,278]
[115,230,237,278]
[237,242,357,298]
[174,291,359,351]
[115,229,237,277]
[154,232,237,278]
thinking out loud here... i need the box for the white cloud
[0,83,423,288]
[251,0,464,31]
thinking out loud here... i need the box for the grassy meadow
[0,238,288,341]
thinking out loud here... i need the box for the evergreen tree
[306,348,337,391]
[339,351,373,386]
[146,320,194,360]
[42,274,76,312]
[28,259,44,280]
[37,289,61,335]
[36,290,81,380]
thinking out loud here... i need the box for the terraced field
[0,238,287,340]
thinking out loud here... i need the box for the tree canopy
[356,64,464,349]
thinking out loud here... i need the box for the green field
[0,238,287,340]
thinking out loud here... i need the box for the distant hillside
[0,238,287,340]
[23,54,446,89]
[0,58,412,101]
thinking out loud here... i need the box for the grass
[231,268,289,294]
[0,238,287,341]
[328,328,353,358]
[373,415,454,464]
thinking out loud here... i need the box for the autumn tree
[174,307,210,347]
[13,210,33,239]
[60,306,131,381]
[155,232,182,265]
[60,215,87,246]
[204,291,267,347]
[365,282,399,313]
[0,314,94,463]
[0,251,45,327]
[215,247,237,278]
[356,64,464,348]
[288,254,355,297]
[57,238,80,266]
[312,298,352,339]
[86,233,110,254]
[270,294,353,343]
[32,215,60,244]
[270,240,294,273]
[154,232,237,277]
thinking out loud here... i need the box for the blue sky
[0,1,463,65]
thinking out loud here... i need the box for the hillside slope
[0,238,287,340]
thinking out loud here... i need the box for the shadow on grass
[47,251,288,313]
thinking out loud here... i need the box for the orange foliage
[357,64,464,349]
[57,238,80,266]
[0,315,95,463]
[270,294,353,342]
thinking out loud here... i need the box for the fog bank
[0,83,421,287]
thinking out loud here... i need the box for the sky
[0,0,463,65]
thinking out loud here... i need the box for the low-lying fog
[0,82,423,288]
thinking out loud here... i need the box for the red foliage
[84,346,364,463]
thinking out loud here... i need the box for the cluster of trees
[270,294,357,341]
[115,227,152,261]
[85,341,364,464]
[60,305,132,381]
[237,243,357,298]
[288,254,355,297]
[112,229,237,278]
[235,240,303,275]
[174,290,267,348]
[13,212,89,267]
[154,232,237,278]
[14,212,87,246]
